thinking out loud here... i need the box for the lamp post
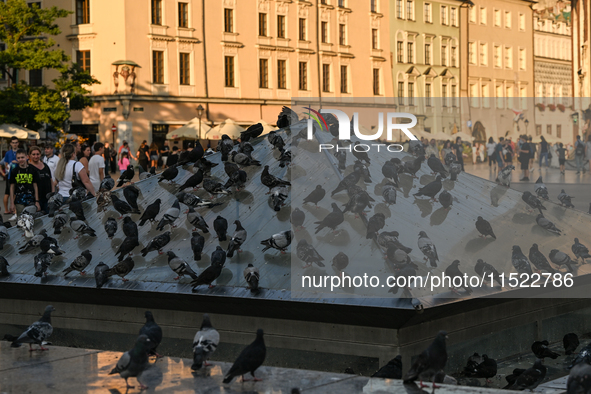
[196,104,204,142]
[524,119,529,135]
[60,91,70,135]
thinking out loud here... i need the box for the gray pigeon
[418,231,439,268]
[203,178,231,196]
[271,186,289,211]
[166,251,199,280]
[291,208,305,230]
[141,231,172,257]
[474,259,503,287]
[403,331,448,387]
[572,238,591,262]
[70,218,96,238]
[497,165,514,186]
[34,252,53,277]
[188,207,209,233]
[156,200,180,231]
[296,239,324,268]
[227,220,247,258]
[192,314,220,370]
[536,214,561,235]
[17,212,35,238]
[558,189,575,208]
[449,161,462,181]
[261,165,290,191]
[382,182,397,205]
[94,262,110,288]
[522,191,547,214]
[528,244,557,274]
[52,212,68,235]
[223,329,266,383]
[106,256,135,281]
[244,263,260,292]
[509,360,546,391]
[109,334,152,390]
[567,362,591,394]
[62,249,92,276]
[99,173,115,191]
[475,216,496,239]
[139,311,163,358]
[0,256,9,277]
[445,260,472,295]
[191,231,205,261]
[261,230,292,253]
[231,151,261,166]
[0,225,8,249]
[549,249,575,272]
[18,229,47,254]
[378,231,412,254]
[534,176,549,200]
[314,203,344,234]
[342,187,372,217]
[439,190,452,210]
[366,213,385,239]
[96,188,111,212]
[331,170,362,196]
[176,192,221,209]
[11,305,55,351]
[512,245,533,275]
[104,217,118,239]
[332,252,349,273]
[224,169,247,190]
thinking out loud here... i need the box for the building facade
[12,0,393,150]
[572,0,591,139]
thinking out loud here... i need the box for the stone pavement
[0,342,566,394]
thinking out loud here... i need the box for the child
[119,151,130,175]
[9,149,40,217]
[557,143,567,175]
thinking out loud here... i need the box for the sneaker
[8,214,17,221]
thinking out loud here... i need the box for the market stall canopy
[431,131,453,141]
[207,118,245,140]
[166,118,212,140]
[453,131,475,141]
[0,124,40,139]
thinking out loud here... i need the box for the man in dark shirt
[453,137,464,171]
[518,136,531,181]
[9,149,40,215]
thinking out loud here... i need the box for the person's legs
[3,181,9,213]
[576,156,582,173]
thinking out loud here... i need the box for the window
[178,3,189,27]
[469,6,476,23]
[320,0,327,4]
[224,8,233,32]
[506,85,513,108]
[370,0,377,13]
[396,0,403,18]
[259,59,268,88]
[408,82,414,105]
[299,62,307,90]
[373,69,380,95]
[479,43,487,66]
[494,9,501,27]
[397,81,404,105]
[321,22,328,43]
[76,50,91,73]
[397,41,404,62]
[339,24,346,45]
[76,0,90,25]
[424,3,432,23]
[339,0,345,8]
[277,60,286,89]
[371,29,378,49]
[494,45,502,67]
[152,51,164,84]
[277,15,285,38]
[480,7,486,25]
[259,13,267,36]
[425,83,431,106]
[407,42,414,63]
[224,56,234,87]
[450,8,457,26]
[179,53,190,85]
[341,65,348,93]
[451,85,457,107]
[520,86,527,109]
[519,48,526,70]
[496,85,503,108]
[29,69,42,87]
[441,45,448,66]
[441,6,447,25]
[547,125,552,135]
[482,84,490,107]
[322,64,330,92]
[299,18,306,40]
[425,43,431,65]
[536,125,541,136]
[442,84,447,107]
[556,125,562,138]
[505,11,511,29]
[468,42,475,64]
[406,0,414,20]
[505,46,512,69]
[470,84,478,107]
[451,46,457,67]
[519,13,525,31]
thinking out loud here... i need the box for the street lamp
[60,91,70,135]
[524,119,529,135]
[196,104,204,141]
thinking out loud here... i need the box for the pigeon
[443,151,456,166]
[97,190,112,213]
[99,174,115,191]
[353,160,372,183]
[572,238,591,262]
[414,176,442,201]
[331,170,362,196]
[0,256,9,277]
[189,231,204,262]
[104,217,118,239]
[194,157,218,175]
[62,249,92,276]
[528,244,557,274]
[156,199,180,231]
[138,199,161,226]
[115,236,140,261]
[261,230,292,253]
[106,256,135,281]
[463,353,483,376]
[220,134,235,161]
[402,156,424,178]
[418,231,439,268]
[17,212,35,238]
[522,191,547,214]
[567,362,591,394]
[570,344,591,369]
[66,187,87,203]
[372,355,402,379]
[268,130,285,151]
[303,185,326,206]
[558,189,575,208]
[34,252,52,277]
[213,215,228,241]
[497,164,514,186]
[343,187,372,217]
[179,143,205,165]
[271,186,289,211]
[382,159,400,186]
[438,190,452,210]
[377,231,412,254]
[335,147,347,171]
[366,213,385,239]
[18,229,47,254]
[223,329,266,383]
[238,141,255,158]
[427,155,449,178]
[564,333,580,355]
[94,262,110,288]
[141,231,172,257]
[111,194,139,217]
[277,105,298,128]
[240,122,264,142]
[409,140,426,157]
[261,165,290,191]
[331,252,349,273]
[138,166,154,181]
[512,245,533,275]
[532,340,560,359]
[227,220,247,258]
[224,169,247,190]
[166,251,198,280]
[69,199,86,221]
[109,334,152,390]
[475,216,496,239]
[509,360,546,390]
[534,176,549,200]
[291,208,305,230]
[123,185,141,210]
[296,239,324,268]
[139,311,163,358]
[190,248,225,291]
[445,260,473,294]
[187,208,209,233]
[203,178,231,196]
[244,263,260,292]
[176,192,221,209]
[379,178,397,204]
[11,305,55,351]
[70,218,96,238]
[46,192,64,216]
[403,331,448,387]
[192,314,220,370]
[0,225,7,249]
[158,166,179,183]
[230,151,261,166]
[549,249,575,272]
[536,214,562,235]
[465,355,497,381]
[503,368,526,389]
[278,148,291,168]
[117,165,135,187]
[52,212,68,235]
[123,216,139,238]
[314,203,344,234]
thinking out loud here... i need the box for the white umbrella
[166,118,212,140]
[452,131,474,141]
[207,119,245,140]
[431,131,452,141]
[0,124,40,139]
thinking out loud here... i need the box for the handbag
[548,152,553,159]
[71,162,84,189]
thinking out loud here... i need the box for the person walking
[103,142,112,176]
[486,137,496,169]
[28,146,53,214]
[518,136,531,181]
[557,142,567,175]
[425,139,438,158]
[55,143,95,203]
[160,140,170,168]
[42,144,59,179]
[88,142,105,193]
[137,140,150,172]
[149,142,159,169]
[528,137,536,168]
[0,137,20,214]
[538,136,549,168]
[586,135,591,173]
[453,136,464,171]
[118,140,136,162]
[8,149,40,218]
[77,143,91,174]
[119,152,130,175]
[574,135,586,174]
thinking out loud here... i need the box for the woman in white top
[486,137,497,169]
[54,143,96,203]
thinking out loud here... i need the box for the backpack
[575,142,585,156]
